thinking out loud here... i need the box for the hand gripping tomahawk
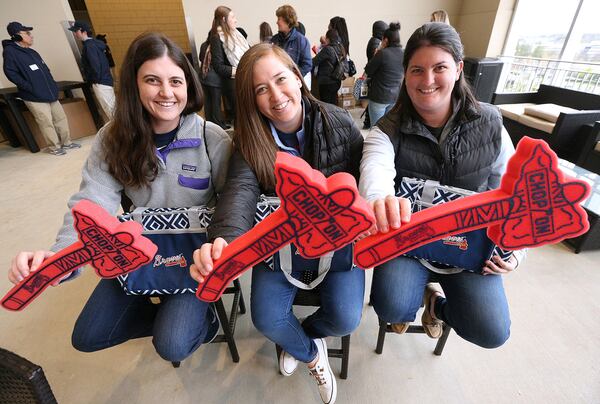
[196,152,374,302]
[354,137,591,269]
[2,200,157,311]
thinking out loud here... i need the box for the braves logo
[154,254,187,268]
[442,235,469,250]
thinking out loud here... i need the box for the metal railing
[496,56,600,94]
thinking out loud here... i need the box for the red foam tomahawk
[196,152,374,302]
[2,200,157,311]
[354,137,591,269]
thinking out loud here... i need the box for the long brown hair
[234,43,317,189]
[103,32,203,188]
[259,21,273,43]
[211,6,233,43]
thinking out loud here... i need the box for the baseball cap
[7,22,33,36]
[68,21,91,33]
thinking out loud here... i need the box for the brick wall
[85,0,190,80]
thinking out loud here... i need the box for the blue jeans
[371,256,511,348]
[72,279,212,362]
[368,100,393,128]
[251,264,365,362]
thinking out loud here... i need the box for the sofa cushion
[497,103,536,121]
[517,114,555,134]
[524,103,578,123]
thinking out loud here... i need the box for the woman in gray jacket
[7,33,232,363]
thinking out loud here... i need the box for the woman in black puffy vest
[360,23,524,348]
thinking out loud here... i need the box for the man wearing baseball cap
[2,22,79,155]
[68,21,115,119]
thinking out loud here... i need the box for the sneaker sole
[278,350,298,377]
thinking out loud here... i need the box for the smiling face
[253,52,303,133]
[136,54,187,133]
[405,45,463,127]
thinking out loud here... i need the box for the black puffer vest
[377,101,503,192]
[208,97,363,242]
[301,97,362,179]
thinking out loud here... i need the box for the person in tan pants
[69,21,115,120]
[2,21,80,155]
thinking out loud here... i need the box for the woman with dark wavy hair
[7,32,232,362]
[191,43,364,404]
[361,23,523,348]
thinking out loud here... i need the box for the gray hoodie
[52,114,232,279]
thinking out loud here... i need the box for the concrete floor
[1,114,599,403]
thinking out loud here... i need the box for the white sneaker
[279,349,298,376]
[308,338,337,404]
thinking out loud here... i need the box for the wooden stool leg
[375,318,387,354]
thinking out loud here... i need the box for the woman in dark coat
[364,22,404,127]
[312,29,346,105]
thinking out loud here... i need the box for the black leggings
[202,84,226,129]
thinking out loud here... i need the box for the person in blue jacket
[68,21,115,119]
[271,5,312,86]
[2,22,79,155]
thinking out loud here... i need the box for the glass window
[563,0,600,62]
[503,0,580,59]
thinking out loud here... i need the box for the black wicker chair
[577,121,600,175]
[274,288,351,380]
[492,85,600,164]
[0,348,57,404]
